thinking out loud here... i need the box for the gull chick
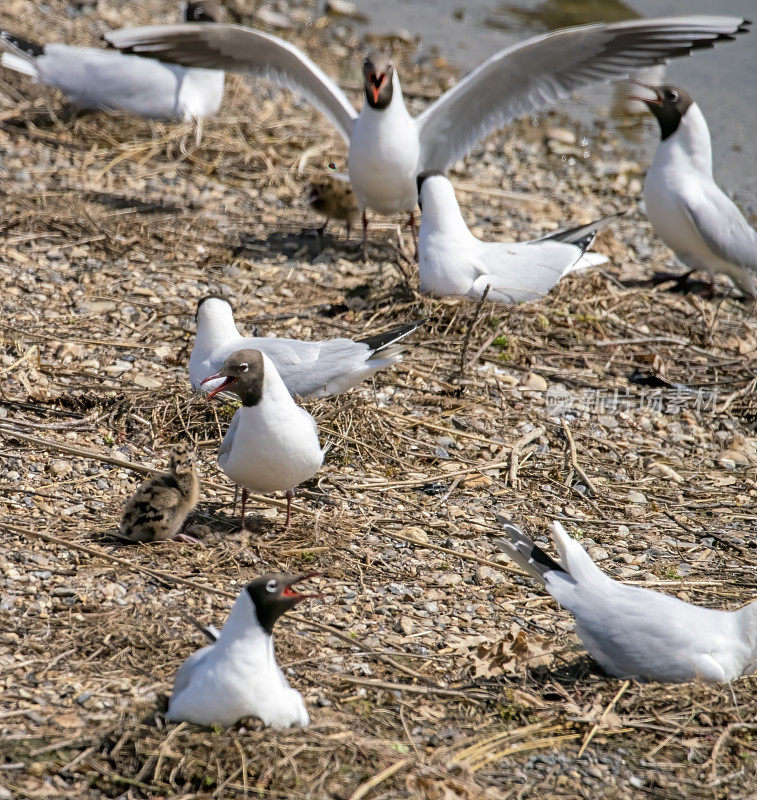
[499,520,757,682]
[307,171,360,243]
[105,16,749,257]
[167,573,320,728]
[0,1,225,129]
[417,173,613,302]
[203,349,324,530]
[118,443,200,544]
[189,296,424,398]
[631,82,757,298]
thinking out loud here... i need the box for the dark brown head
[184,0,225,23]
[363,51,394,110]
[195,294,232,320]
[628,82,693,141]
[169,443,196,475]
[201,348,265,406]
[245,572,321,635]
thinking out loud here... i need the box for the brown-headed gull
[104,16,749,254]
[0,2,224,134]
[202,349,324,530]
[167,573,321,727]
[629,82,757,298]
[189,296,424,398]
[417,172,615,302]
[499,520,757,682]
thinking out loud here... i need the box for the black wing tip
[496,517,565,576]
[358,319,427,351]
[1,29,44,57]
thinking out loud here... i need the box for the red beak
[627,79,663,106]
[201,372,237,400]
[368,72,385,103]
[282,572,323,601]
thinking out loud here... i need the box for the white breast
[349,77,420,214]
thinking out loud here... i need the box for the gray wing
[682,181,757,275]
[218,410,241,466]
[417,16,749,171]
[104,23,357,142]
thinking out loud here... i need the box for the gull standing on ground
[167,573,320,727]
[105,16,749,256]
[498,520,757,682]
[189,296,424,398]
[417,172,614,302]
[203,349,324,530]
[0,1,225,138]
[629,82,757,298]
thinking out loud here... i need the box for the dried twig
[560,419,598,496]
[458,284,490,377]
[508,426,545,488]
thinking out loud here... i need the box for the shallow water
[352,0,757,211]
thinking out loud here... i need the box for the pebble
[48,459,70,477]
[474,566,506,585]
[627,490,648,504]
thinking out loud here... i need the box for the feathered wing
[680,181,757,290]
[105,23,357,142]
[0,31,43,77]
[417,16,749,171]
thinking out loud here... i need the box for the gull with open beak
[629,80,757,299]
[202,349,324,531]
[167,573,321,727]
[104,16,750,259]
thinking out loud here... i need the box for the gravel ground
[0,2,755,799]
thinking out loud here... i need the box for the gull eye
[668,89,679,103]
[266,579,278,593]
[239,362,249,372]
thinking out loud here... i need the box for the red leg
[240,487,248,533]
[408,211,418,260]
[361,210,368,261]
[285,489,293,528]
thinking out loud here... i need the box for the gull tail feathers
[495,520,565,583]
[538,210,625,249]
[181,612,220,643]
[358,319,426,358]
[0,31,43,77]
[551,521,611,586]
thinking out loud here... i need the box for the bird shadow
[234,227,360,261]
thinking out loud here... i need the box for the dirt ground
[0,1,755,799]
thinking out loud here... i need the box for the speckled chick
[307,172,360,239]
[118,444,200,543]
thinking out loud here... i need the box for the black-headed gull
[0,2,224,133]
[118,443,200,544]
[189,296,424,398]
[104,16,749,254]
[202,349,324,530]
[417,172,613,302]
[167,573,320,727]
[629,82,757,298]
[499,520,757,682]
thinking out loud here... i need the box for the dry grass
[0,1,756,799]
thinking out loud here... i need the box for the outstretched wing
[105,23,357,142]
[417,16,749,170]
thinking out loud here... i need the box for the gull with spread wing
[104,16,750,257]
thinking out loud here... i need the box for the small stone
[48,459,70,477]
[474,566,505,585]
[628,490,648,504]
[133,373,162,389]
[398,615,415,635]
[588,546,609,562]
[521,371,548,391]
[438,572,463,587]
